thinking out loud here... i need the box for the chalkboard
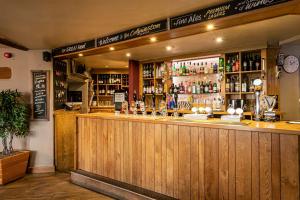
[32,70,50,120]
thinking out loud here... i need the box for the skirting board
[27,166,55,174]
[71,170,178,200]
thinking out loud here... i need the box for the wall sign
[52,40,95,56]
[32,70,50,120]
[97,19,168,47]
[0,67,11,79]
[170,0,290,29]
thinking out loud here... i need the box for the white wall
[279,44,300,120]
[0,48,54,169]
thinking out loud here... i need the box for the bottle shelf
[241,92,254,94]
[172,73,218,77]
[225,92,240,95]
[145,93,163,96]
[241,70,262,74]
[225,71,240,75]
[143,78,155,80]
[178,93,220,95]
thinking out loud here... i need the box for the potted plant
[0,89,30,185]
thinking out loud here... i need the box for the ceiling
[0,0,225,49]
[75,15,300,69]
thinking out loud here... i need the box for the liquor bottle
[234,77,240,92]
[225,79,230,93]
[187,82,192,94]
[142,92,146,103]
[192,82,196,94]
[219,58,224,73]
[226,59,232,72]
[213,82,218,93]
[151,82,155,93]
[200,62,204,74]
[232,57,236,72]
[200,81,204,94]
[213,63,218,74]
[196,81,201,94]
[204,82,209,94]
[242,77,248,92]
[249,54,254,71]
[243,54,248,71]
[133,90,137,102]
[204,62,209,74]
[235,55,240,72]
[209,81,213,93]
[255,55,261,71]
[179,63,183,76]
[229,77,235,92]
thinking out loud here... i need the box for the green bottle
[226,59,232,72]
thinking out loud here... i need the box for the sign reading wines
[170,0,290,29]
[52,40,95,56]
[96,19,168,47]
[32,71,49,120]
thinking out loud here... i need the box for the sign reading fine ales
[97,19,168,47]
[32,70,50,120]
[52,40,95,56]
[170,0,290,29]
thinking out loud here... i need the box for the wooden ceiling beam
[0,38,29,51]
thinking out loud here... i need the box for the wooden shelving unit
[92,73,129,106]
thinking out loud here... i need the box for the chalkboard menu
[32,71,50,120]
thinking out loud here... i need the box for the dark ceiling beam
[0,38,29,51]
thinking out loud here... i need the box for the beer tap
[253,79,263,121]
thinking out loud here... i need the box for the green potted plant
[0,89,30,185]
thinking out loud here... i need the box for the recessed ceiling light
[109,47,115,51]
[105,65,109,68]
[150,37,157,42]
[207,24,214,31]
[166,46,173,51]
[216,37,223,43]
[126,53,131,57]
[78,53,83,57]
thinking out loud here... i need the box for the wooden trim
[27,166,55,174]
[53,1,300,60]
[71,170,178,200]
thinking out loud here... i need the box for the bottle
[235,55,240,72]
[204,62,209,74]
[196,81,201,94]
[219,58,224,73]
[242,77,248,92]
[255,55,261,71]
[243,54,248,71]
[187,82,192,94]
[209,81,213,93]
[213,82,218,93]
[234,77,240,92]
[204,82,209,93]
[225,79,230,93]
[226,59,232,72]
[213,63,218,74]
[209,63,214,74]
[192,82,196,94]
[229,77,235,92]
[200,81,204,94]
[249,54,254,71]
[200,62,204,74]
[133,90,137,102]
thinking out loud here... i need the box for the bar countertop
[76,112,300,135]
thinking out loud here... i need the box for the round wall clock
[283,56,299,73]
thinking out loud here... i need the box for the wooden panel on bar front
[76,117,300,200]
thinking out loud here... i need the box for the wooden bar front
[75,113,300,200]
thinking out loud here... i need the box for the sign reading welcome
[170,0,290,29]
[96,19,168,47]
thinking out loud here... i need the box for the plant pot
[0,150,30,185]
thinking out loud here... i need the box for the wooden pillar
[128,60,140,103]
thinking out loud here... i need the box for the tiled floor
[0,173,114,200]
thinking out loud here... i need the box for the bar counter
[73,112,300,200]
